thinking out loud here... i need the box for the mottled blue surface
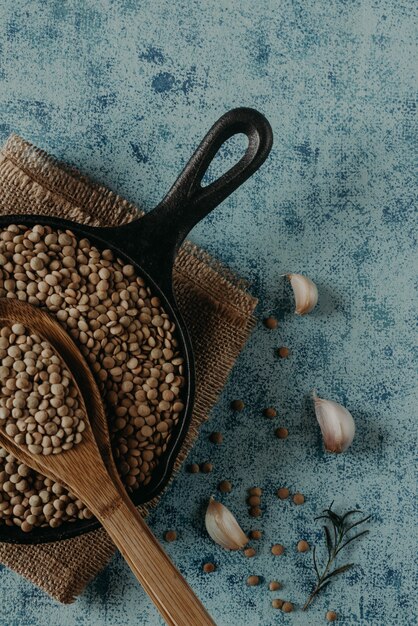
[0,1,417,625]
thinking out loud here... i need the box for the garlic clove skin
[287,273,318,315]
[205,497,249,551]
[313,391,355,453]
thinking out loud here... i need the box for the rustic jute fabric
[0,135,257,603]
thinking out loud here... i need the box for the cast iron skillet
[0,107,273,544]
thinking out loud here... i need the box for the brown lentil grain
[246,575,260,586]
[275,427,289,439]
[326,611,338,622]
[218,480,232,493]
[272,599,284,609]
[271,544,285,556]
[200,462,213,474]
[282,602,293,613]
[297,539,309,552]
[269,581,282,591]
[263,407,277,418]
[249,507,262,518]
[209,431,223,444]
[164,530,177,542]
[249,529,262,540]
[231,399,244,411]
[243,547,256,558]
[203,562,216,573]
[263,317,278,329]
[277,347,290,358]
[277,487,290,499]
[248,487,262,496]
[247,495,261,507]
[293,492,305,505]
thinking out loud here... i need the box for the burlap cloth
[0,135,257,603]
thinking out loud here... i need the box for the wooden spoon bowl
[0,298,214,626]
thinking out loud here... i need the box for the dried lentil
[277,487,290,499]
[282,602,293,613]
[218,480,232,493]
[263,317,278,329]
[269,581,282,591]
[293,492,305,505]
[209,431,223,444]
[271,543,285,556]
[263,407,277,418]
[203,562,215,573]
[272,599,284,609]
[246,575,260,586]
[243,547,256,558]
[164,530,177,542]
[297,539,309,552]
[275,427,289,439]
[277,347,290,358]
[0,224,186,530]
[230,399,244,411]
[0,325,85,454]
[249,529,262,540]
[326,611,338,621]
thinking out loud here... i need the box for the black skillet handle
[114,108,273,292]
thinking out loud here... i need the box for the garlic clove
[287,273,318,315]
[313,391,355,453]
[205,497,249,551]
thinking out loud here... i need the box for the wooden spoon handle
[97,496,216,626]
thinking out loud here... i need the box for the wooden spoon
[0,299,215,626]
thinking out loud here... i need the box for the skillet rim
[0,214,195,544]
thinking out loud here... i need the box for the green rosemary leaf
[341,509,363,521]
[336,530,370,554]
[313,546,320,581]
[326,509,344,530]
[321,562,354,583]
[345,515,372,534]
[324,525,333,557]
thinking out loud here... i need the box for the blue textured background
[0,1,416,625]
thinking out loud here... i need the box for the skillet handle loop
[115,108,272,293]
[165,106,273,240]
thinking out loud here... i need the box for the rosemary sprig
[303,503,371,611]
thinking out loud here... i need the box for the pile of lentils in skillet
[0,224,186,531]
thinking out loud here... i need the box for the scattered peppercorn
[282,602,293,613]
[203,562,216,573]
[209,431,223,444]
[188,463,200,474]
[326,610,338,622]
[277,346,290,358]
[293,492,305,505]
[247,495,261,507]
[249,529,262,540]
[263,407,277,418]
[269,581,282,591]
[218,480,232,493]
[297,539,309,552]
[271,544,285,556]
[248,487,262,496]
[246,575,260,586]
[244,547,256,558]
[272,599,284,609]
[275,427,289,439]
[277,487,290,499]
[164,530,177,542]
[231,399,245,411]
[249,507,262,517]
[200,462,213,473]
[263,316,278,329]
